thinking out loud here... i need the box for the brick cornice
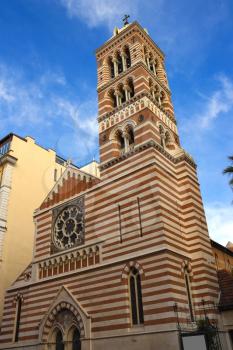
[96,21,164,59]
[98,92,176,124]
[100,140,196,172]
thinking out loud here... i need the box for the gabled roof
[40,166,100,210]
[218,269,233,311]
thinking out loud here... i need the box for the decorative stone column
[122,52,127,72]
[155,89,162,106]
[123,132,130,153]
[124,84,130,101]
[160,131,165,148]
[151,87,155,99]
[113,57,118,77]
[145,55,150,69]
[114,90,121,107]
[152,61,157,75]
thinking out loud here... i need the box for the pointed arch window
[184,268,194,322]
[116,52,123,74]
[109,57,115,78]
[125,46,131,68]
[129,267,144,325]
[13,294,23,342]
[128,127,135,146]
[55,329,64,350]
[72,328,81,350]
[127,78,135,98]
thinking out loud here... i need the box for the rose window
[53,206,84,250]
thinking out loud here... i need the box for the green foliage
[223,156,233,188]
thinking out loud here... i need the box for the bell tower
[95,20,219,322]
[96,20,180,174]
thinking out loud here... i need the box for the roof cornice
[96,21,164,60]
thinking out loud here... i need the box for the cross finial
[123,14,130,26]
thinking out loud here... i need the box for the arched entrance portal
[46,309,83,350]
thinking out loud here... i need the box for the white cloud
[205,202,233,246]
[199,75,233,128]
[180,75,233,136]
[0,63,98,163]
[0,80,15,103]
[53,96,98,163]
[60,0,139,30]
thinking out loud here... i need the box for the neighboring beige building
[0,133,100,326]
[212,240,233,273]
[81,160,100,178]
[0,133,66,325]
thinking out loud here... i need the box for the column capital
[114,89,122,97]
[123,84,131,91]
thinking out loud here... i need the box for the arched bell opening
[124,46,131,68]
[115,130,125,151]
[127,78,135,99]
[149,52,154,72]
[116,51,123,75]
[125,125,135,149]
[108,89,117,108]
[108,57,115,79]
[117,84,126,105]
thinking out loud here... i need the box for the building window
[13,295,23,342]
[108,57,115,78]
[116,130,125,151]
[0,167,3,186]
[184,268,194,322]
[159,125,165,147]
[55,329,64,350]
[129,267,144,325]
[54,169,58,182]
[0,141,10,157]
[215,253,219,270]
[229,330,233,348]
[72,328,81,350]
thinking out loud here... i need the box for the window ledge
[130,324,145,332]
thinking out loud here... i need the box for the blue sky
[0,0,232,245]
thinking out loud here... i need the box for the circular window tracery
[53,206,84,250]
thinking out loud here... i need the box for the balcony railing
[0,142,10,158]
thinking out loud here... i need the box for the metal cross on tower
[123,14,130,26]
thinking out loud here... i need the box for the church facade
[0,21,229,350]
